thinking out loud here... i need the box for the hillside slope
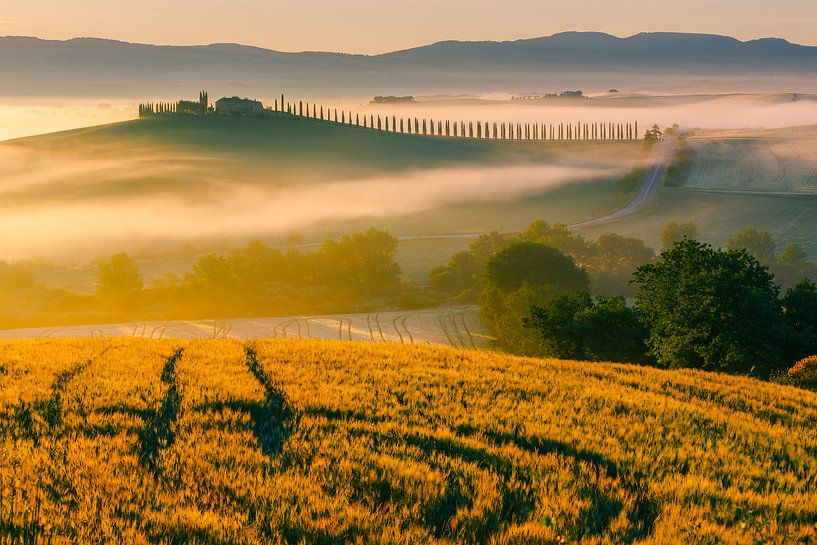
[2,32,817,97]
[0,116,643,259]
[0,115,636,204]
[1,338,815,543]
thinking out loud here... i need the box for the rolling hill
[2,32,816,97]
[1,337,815,543]
[578,125,817,258]
[0,115,644,261]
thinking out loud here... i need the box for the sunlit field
[1,338,815,544]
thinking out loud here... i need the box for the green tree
[520,221,594,265]
[97,253,143,307]
[782,279,817,362]
[0,261,35,292]
[727,228,777,266]
[429,251,481,295]
[633,240,788,376]
[189,255,235,292]
[484,242,589,294]
[660,222,698,250]
[593,233,655,275]
[429,231,514,300]
[774,243,816,288]
[481,243,590,354]
[318,229,400,298]
[526,293,650,363]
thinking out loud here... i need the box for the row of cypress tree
[138,102,179,116]
[278,97,639,141]
[138,93,640,141]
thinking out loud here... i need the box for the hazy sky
[2,0,816,53]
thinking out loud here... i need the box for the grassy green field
[1,338,815,544]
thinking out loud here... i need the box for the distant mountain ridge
[2,32,816,97]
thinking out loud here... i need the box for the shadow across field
[308,406,659,544]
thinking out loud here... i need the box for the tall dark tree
[633,239,788,376]
[782,279,817,362]
[526,293,650,364]
[485,242,590,294]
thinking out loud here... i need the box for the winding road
[567,137,676,229]
[394,137,676,241]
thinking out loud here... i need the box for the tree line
[431,220,817,382]
[138,91,642,141]
[281,98,640,141]
[0,229,408,329]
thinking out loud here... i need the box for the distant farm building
[216,97,264,115]
[372,96,415,104]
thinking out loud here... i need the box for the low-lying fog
[0,100,135,141]
[0,162,624,260]
[2,92,816,263]
[355,93,817,133]
[3,93,816,142]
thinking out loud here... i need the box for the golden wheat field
[1,338,816,545]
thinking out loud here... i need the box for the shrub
[787,355,817,389]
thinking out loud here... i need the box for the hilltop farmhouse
[138,91,272,118]
[215,96,264,115]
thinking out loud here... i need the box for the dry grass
[1,338,816,544]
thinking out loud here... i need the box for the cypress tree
[281,95,285,112]
[400,118,405,133]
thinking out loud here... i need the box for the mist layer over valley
[0,115,645,261]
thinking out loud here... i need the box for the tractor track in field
[244,346,300,457]
[138,348,184,473]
